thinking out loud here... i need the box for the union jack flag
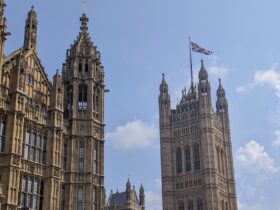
[191,41,212,55]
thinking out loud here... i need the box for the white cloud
[236,141,278,176]
[208,55,228,78]
[107,119,158,150]
[273,130,280,147]
[254,68,280,98]
[236,66,280,96]
[145,191,162,210]
[208,66,227,77]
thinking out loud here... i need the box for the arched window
[78,63,82,72]
[78,84,88,109]
[179,200,184,210]
[176,147,182,174]
[185,146,191,172]
[188,200,193,210]
[194,143,201,170]
[197,198,203,210]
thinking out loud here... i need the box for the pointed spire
[217,78,225,97]
[0,0,10,41]
[198,59,208,81]
[80,13,89,31]
[139,184,145,206]
[216,78,228,113]
[160,73,168,94]
[23,5,38,50]
[126,178,131,190]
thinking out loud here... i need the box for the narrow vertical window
[179,201,184,210]
[92,187,97,210]
[79,63,82,72]
[176,147,182,174]
[93,146,97,174]
[65,85,73,118]
[42,137,47,164]
[79,143,84,172]
[185,146,191,172]
[77,186,83,210]
[0,121,5,152]
[63,143,67,170]
[194,143,201,170]
[78,84,88,109]
[60,185,65,210]
[197,198,203,210]
[85,63,89,72]
[188,200,193,210]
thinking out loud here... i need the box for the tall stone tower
[159,60,238,210]
[0,3,105,210]
[62,12,105,210]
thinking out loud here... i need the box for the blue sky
[6,0,280,209]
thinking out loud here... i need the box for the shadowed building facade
[0,2,105,210]
[159,61,238,210]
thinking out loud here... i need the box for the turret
[198,60,212,112]
[139,184,145,208]
[125,179,131,202]
[23,6,37,50]
[0,0,10,85]
[159,73,170,124]
[216,78,228,114]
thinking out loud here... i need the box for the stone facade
[159,61,238,210]
[0,2,105,210]
[105,180,145,210]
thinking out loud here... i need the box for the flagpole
[189,36,194,92]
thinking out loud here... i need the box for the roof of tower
[198,59,208,80]
[139,184,144,193]
[26,5,37,21]
[69,12,96,56]
[126,179,131,189]
[160,73,168,92]
[217,78,226,97]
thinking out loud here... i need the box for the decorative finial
[218,78,221,84]
[31,5,35,10]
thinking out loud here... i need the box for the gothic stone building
[105,180,145,210]
[0,2,105,210]
[159,61,238,210]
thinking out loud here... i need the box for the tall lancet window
[93,145,98,174]
[176,147,182,174]
[194,143,201,170]
[77,186,83,210]
[79,142,84,172]
[185,146,191,172]
[197,198,203,210]
[188,200,194,210]
[179,201,184,210]
[78,84,88,109]
[0,121,6,152]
